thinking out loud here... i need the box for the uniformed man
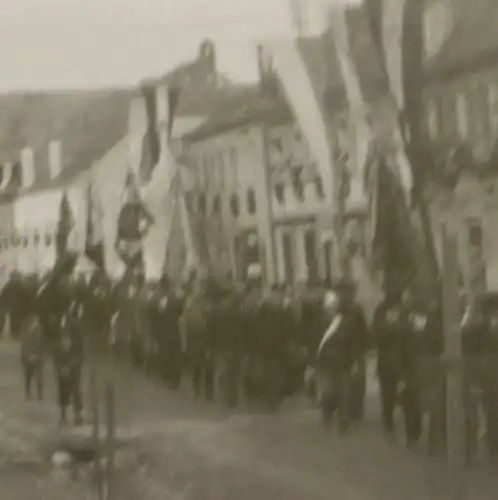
[54,301,85,426]
[151,275,184,388]
[372,294,405,436]
[20,314,45,401]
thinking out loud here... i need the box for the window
[230,147,238,169]
[282,232,295,285]
[23,237,28,248]
[304,229,318,283]
[314,175,324,199]
[229,194,240,217]
[274,182,285,204]
[198,194,206,214]
[456,92,469,140]
[247,189,257,214]
[34,233,40,246]
[45,234,52,247]
[468,222,482,247]
[212,195,221,215]
[218,152,225,189]
[291,167,304,201]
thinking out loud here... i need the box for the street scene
[1,0,498,498]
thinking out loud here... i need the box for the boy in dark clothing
[20,315,45,401]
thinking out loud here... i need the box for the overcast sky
[0,0,358,91]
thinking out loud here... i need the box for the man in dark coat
[54,300,85,426]
[372,294,405,436]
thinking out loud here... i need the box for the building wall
[425,55,498,297]
[0,201,15,285]
[11,178,87,274]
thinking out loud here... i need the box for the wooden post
[104,381,116,500]
[441,225,466,500]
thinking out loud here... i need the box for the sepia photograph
[0,0,497,498]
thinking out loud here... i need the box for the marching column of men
[2,265,498,461]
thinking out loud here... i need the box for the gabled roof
[0,88,132,194]
[183,85,291,141]
[184,7,385,141]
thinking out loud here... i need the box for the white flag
[381,0,407,111]
[262,38,335,204]
[328,6,371,206]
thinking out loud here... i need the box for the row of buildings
[1,0,497,300]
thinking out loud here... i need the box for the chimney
[48,140,62,179]
[199,40,216,70]
[20,147,35,188]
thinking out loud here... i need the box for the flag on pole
[115,169,154,273]
[55,191,75,259]
[327,5,372,206]
[167,86,181,141]
[140,84,160,181]
[261,38,335,203]
[85,181,105,269]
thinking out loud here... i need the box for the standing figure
[315,288,350,429]
[54,303,84,426]
[20,314,45,401]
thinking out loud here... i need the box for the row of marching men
[371,289,498,459]
[6,263,498,458]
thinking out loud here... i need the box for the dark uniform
[55,301,84,425]
[151,279,184,389]
[20,314,44,400]
[373,298,405,435]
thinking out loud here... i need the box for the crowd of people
[0,264,498,461]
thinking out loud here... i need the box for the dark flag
[140,84,160,181]
[115,170,154,274]
[85,182,105,269]
[366,146,418,297]
[55,192,75,260]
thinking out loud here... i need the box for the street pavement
[1,340,497,499]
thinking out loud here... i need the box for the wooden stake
[441,225,466,500]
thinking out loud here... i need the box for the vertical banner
[262,39,335,203]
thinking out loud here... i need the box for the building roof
[183,86,292,141]
[0,88,132,194]
[426,0,498,79]
[184,7,386,141]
